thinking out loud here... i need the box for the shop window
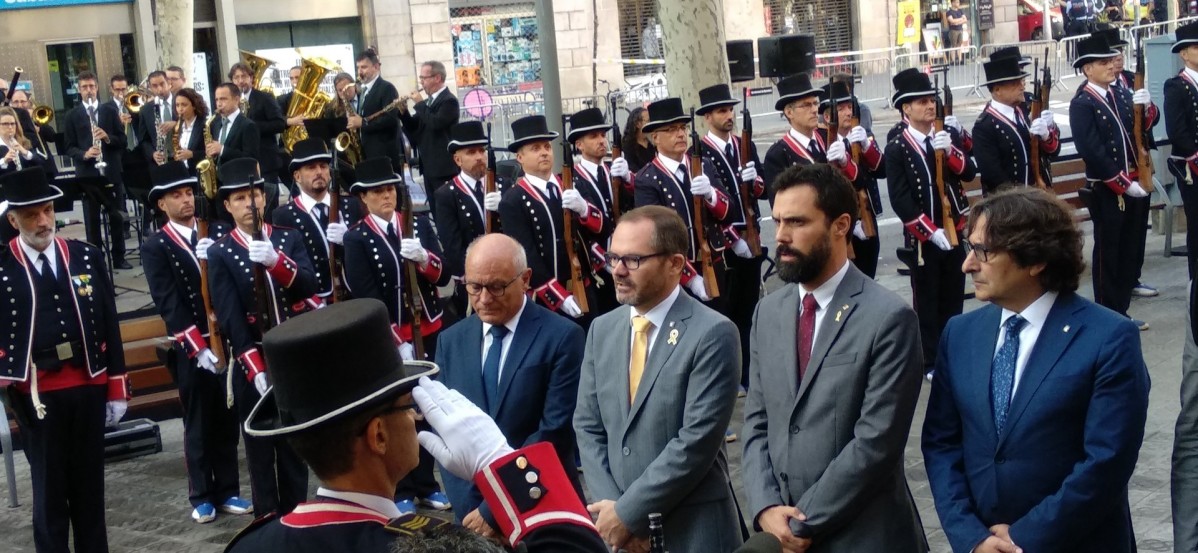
[616,0,661,76]
[763,0,855,53]
[450,4,540,90]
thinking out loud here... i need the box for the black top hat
[819,81,855,108]
[1093,27,1128,49]
[642,97,691,133]
[982,57,1031,86]
[567,108,609,143]
[245,298,439,437]
[1174,21,1198,53]
[349,157,402,193]
[1073,35,1120,68]
[507,115,559,152]
[774,74,824,111]
[0,166,62,208]
[148,160,197,203]
[695,84,740,115]
[988,46,1032,67]
[448,121,490,153]
[288,138,333,173]
[891,68,938,107]
[217,158,265,198]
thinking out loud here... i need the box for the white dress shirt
[168,220,195,244]
[20,236,58,278]
[298,191,332,213]
[481,296,528,382]
[995,291,1059,394]
[522,173,561,198]
[799,260,851,348]
[655,152,687,182]
[315,487,401,519]
[628,285,682,364]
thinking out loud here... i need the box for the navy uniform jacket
[1165,69,1198,175]
[885,126,977,241]
[698,134,766,244]
[498,176,605,313]
[343,212,449,344]
[762,131,825,202]
[571,161,620,267]
[633,155,734,284]
[816,128,887,216]
[432,173,490,280]
[64,101,127,182]
[1069,82,1159,193]
[0,237,125,385]
[271,196,364,299]
[142,221,230,358]
[207,225,318,376]
[972,102,1061,193]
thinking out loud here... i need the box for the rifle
[609,97,624,221]
[828,77,855,261]
[398,179,426,360]
[1030,56,1047,189]
[933,74,959,247]
[249,189,276,338]
[327,165,349,304]
[485,122,499,233]
[689,108,720,299]
[196,188,226,371]
[738,87,762,257]
[847,81,877,238]
[1041,47,1053,107]
[559,115,590,313]
[1134,32,1155,193]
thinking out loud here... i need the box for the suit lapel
[625,292,693,430]
[998,294,1085,446]
[793,266,863,406]
[454,316,489,415]
[968,305,1003,441]
[774,286,800,400]
[495,303,543,415]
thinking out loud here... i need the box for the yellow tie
[629,316,653,404]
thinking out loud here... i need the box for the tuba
[282,53,339,152]
[239,50,278,95]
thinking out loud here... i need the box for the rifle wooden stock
[738,90,762,257]
[250,196,275,337]
[196,218,226,371]
[559,156,590,313]
[1030,58,1047,190]
[934,79,959,247]
[486,142,498,233]
[327,184,348,304]
[849,120,877,238]
[1134,42,1155,193]
[689,149,720,300]
[610,97,624,221]
[400,184,425,360]
[827,78,855,260]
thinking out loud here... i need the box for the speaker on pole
[757,34,816,78]
[727,40,755,82]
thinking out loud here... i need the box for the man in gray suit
[742,163,927,552]
[574,205,743,553]
[1174,280,1198,553]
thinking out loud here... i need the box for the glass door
[45,41,97,120]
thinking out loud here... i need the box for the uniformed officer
[762,74,829,204]
[884,69,974,150]
[224,299,608,553]
[885,68,977,375]
[203,157,318,516]
[434,121,495,318]
[270,138,363,303]
[141,161,249,523]
[496,115,604,319]
[972,56,1061,194]
[633,98,734,302]
[341,156,452,514]
[1165,21,1198,279]
[0,166,129,553]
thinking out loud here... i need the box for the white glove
[415,377,515,480]
[1040,110,1055,128]
[853,220,867,240]
[826,139,848,165]
[484,191,502,212]
[105,400,128,428]
[1028,117,1051,140]
[847,126,869,145]
[1126,181,1149,198]
[197,348,219,374]
[944,115,963,133]
[398,342,416,361]
[1133,88,1151,106]
[195,237,214,260]
[731,238,753,259]
[931,131,953,152]
[561,296,583,318]
[253,372,269,396]
[560,188,588,216]
[690,174,715,202]
[609,156,630,179]
[326,222,348,245]
[930,229,953,251]
[739,161,758,183]
[400,238,429,266]
[248,240,279,268]
[686,275,712,301]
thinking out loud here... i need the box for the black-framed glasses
[464,274,522,297]
[964,240,995,262]
[605,252,666,270]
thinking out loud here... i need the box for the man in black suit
[63,71,131,268]
[347,48,402,171]
[139,70,176,168]
[401,60,460,210]
[231,62,286,214]
[205,82,260,167]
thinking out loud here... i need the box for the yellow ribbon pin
[667,329,679,346]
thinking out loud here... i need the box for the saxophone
[196,115,219,199]
[171,119,182,163]
[334,85,363,167]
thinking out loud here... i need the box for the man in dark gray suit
[574,205,743,553]
[742,163,927,552]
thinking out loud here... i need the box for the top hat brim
[507,132,559,153]
[820,94,856,108]
[6,185,63,208]
[1072,51,1119,68]
[218,179,266,198]
[567,124,610,143]
[774,89,825,112]
[147,177,199,203]
[642,114,691,134]
[982,71,1032,86]
[447,138,490,153]
[891,88,938,108]
[245,360,440,437]
[288,151,333,173]
[1173,39,1198,53]
[348,175,403,193]
[695,99,740,116]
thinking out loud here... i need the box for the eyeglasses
[0,122,16,127]
[464,274,522,297]
[964,240,995,262]
[418,75,436,80]
[605,252,666,270]
[792,100,821,110]
[357,401,420,435]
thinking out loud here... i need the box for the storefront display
[450,4,540,89]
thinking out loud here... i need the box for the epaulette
[384,512,453,537]
[222,512,277,552]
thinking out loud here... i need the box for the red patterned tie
[797,293,818,384]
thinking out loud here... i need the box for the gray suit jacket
[741,264,928,552]
[574,289,743,552]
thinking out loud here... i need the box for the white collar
[457,171,479,188]
[1185,66,1198,83]
[315,487,401,519]
[631,284,682,329]
[168,220,195,240]
[787,127,815,147]
[362,75,380,90]
[578,157,601,176]
[799,259,851,310]
[299,192,332,213]
[989,100,1019,121]
[223,110,240,124]
[1086,81,1111,96]
[370,212,398,231]
[522,173,558,195]
[482,296,527,338]
[999,290,1059,332]
[83,98,98,109]
[655,153,684,177]
[19,235,57,275]
[706,131,732,151]
[906,124,931,144]
[428,86,447,101]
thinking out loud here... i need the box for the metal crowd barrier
[893,45,982,97]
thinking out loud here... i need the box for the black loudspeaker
[757,34,816,78]
[727,40,755,82]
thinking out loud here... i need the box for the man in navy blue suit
[922,187,1150,553]
[434,232,585,540]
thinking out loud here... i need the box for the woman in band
[621,106,655,173]
[0,106,50,177]
[155,88,209,174]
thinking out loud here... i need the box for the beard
[776,234,832,285]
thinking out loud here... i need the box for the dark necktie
[189,230,198,250]
[809,138,824,160]
[546,181,560,201]
[86,105,96,120]
[36,253,56,290]
[924,136,937,165]
[314,204,329,229]
[797,293,818,384]
[725,142,739,169]
[386,222,400,249]
[991,315,1027,434]
[482,325,510,411]
[595,166,613,212]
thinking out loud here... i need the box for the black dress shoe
[113,259,133,270]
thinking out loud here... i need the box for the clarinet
[90,106,107,171]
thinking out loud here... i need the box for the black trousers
[81,182,126,262]
[167,347,241,508]
[1129,194,1151,286]
[850,234,881,280]
[1089,183,1147,316]
[13,383,109,553]
[909,239,966,368]
[722,253,764,389]
[1170,160,1198,278]
[395,330,443,501]
[234,361,308,516]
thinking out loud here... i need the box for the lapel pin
[1063,325,1070,333]
[669,321,675,328]
[667,329,679,346]
[834,304,849,322]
